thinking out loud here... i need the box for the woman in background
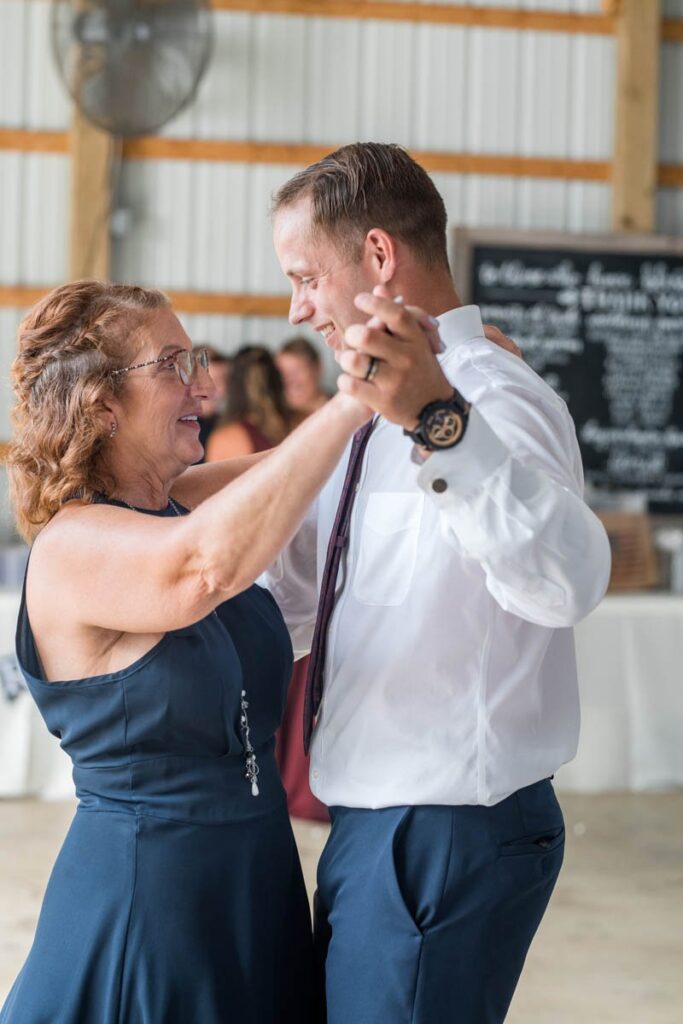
[206,343,328,821]
[206,345,295,461]
[197,345,232,456]
[276,337,329,418]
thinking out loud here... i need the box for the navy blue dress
[0,501,315,1023]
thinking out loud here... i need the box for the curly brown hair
[8,280,169,541]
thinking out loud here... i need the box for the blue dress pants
[314,779,564,1024]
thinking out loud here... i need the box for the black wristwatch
[403,389,471,451]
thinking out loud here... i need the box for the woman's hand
[482,324,523,359]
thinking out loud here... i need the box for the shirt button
[432,478,448,493]
[311,769,320,780]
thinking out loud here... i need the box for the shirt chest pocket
[352,492,424,606]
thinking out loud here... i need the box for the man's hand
[337,291,452,430]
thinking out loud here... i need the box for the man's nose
[289,293,314,325]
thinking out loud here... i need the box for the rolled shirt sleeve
[417,378,612,628]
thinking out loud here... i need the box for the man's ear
[363,228,398,284]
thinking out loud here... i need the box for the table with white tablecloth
[555,594,683,792]
[1,588,682,799]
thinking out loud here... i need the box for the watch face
[426,408,465,448]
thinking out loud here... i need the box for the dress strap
[15,552,46,681]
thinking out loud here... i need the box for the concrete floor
[1,793,682,1022]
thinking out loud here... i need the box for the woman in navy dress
[0,281,368,1023]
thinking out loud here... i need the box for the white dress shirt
[264,305,611,808]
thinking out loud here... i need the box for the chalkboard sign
[453,229,683,514]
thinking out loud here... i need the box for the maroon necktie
[303,420,374,754]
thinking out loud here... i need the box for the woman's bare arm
[172,450,271,507]
[31,394,366,637]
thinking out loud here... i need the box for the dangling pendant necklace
[113,492,261,799]
[240,691,260,797]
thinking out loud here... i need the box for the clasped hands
[336,285,520,431]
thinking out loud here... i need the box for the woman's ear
[94,397,119,438]
[363,228,398,285]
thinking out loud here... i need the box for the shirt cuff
[416,406,510,503]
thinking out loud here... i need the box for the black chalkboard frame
[452,227,683,304]
[452,227,683,524]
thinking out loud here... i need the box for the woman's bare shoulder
[29,501,123,573]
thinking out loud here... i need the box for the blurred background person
[206,345,293,460]
[206,342,327,821]
[196,345,232,458]
[276,337,330,420]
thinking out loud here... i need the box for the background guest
[276,337,330,419]
[196,345,232,457]
[206,345,293,460]
[205,342,327,821]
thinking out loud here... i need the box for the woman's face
[276,352,321,412]
[110,308,216,478]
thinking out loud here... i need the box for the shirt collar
[435,305,484,355]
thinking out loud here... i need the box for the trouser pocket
[391,806,454,936]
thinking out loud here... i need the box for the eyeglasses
[111,347,210,386]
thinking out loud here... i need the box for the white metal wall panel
[657,190,683,236]
[178,313,320,355]
[0,1,28,128]
[24,0,70,130]
[160,10,616,157]
[0,308,22,540]
[0,307,23,483]
[115,159,251,291]
[0,153,68,285]
[164,13,254,139]
[0,0,69,130]
[114,160,297,294]
[0,0,664,346]
[658,26,683,236]
[110,3,618,306]
[305,18,362,144]
[660,43,683,164]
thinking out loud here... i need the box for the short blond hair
[8,280,169,540]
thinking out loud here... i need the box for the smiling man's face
[273,197,377,360]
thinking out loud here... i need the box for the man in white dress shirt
[268,142,611,1023]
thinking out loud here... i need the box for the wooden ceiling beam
[211,1,615,35]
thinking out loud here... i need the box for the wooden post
[68,108,112,280]
[611,0,661,233]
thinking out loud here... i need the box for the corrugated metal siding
[0,310,22,438]
[112,5,616,314]
[658,0,683,238]
[1,0,678,352]
[0,0,625,444]
[0,0,69,130]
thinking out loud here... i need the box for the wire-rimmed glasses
[111,347,210,386]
